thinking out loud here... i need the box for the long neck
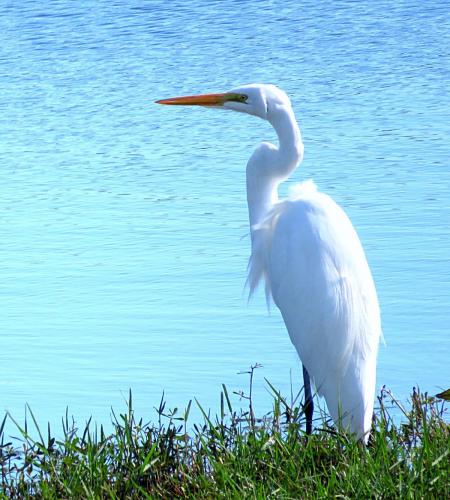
[246,105,303,229]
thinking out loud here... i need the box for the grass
[1,369,449,499]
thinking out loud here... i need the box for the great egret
[156,84,381,442]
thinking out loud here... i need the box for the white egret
[156,84,381,442]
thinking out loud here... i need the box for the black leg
[302,365,313,435]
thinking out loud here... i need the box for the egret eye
[226,93,248,104]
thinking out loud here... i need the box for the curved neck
[271,104,303,163]
[246,104,303,229]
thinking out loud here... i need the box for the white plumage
[249,179,380,439]
[156,83,382,442]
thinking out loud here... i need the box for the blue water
[1,0,449,430]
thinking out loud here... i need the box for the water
[1,0,449,430]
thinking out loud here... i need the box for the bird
[156,84,381,442]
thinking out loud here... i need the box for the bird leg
[302,365,313,435]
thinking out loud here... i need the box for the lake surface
[1,0,449,430]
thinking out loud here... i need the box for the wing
[252,181,381,439]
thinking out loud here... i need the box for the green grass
[1,372,449,499]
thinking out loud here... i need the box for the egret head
[156,83,292,122]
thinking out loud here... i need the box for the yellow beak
[155,93,228,106]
